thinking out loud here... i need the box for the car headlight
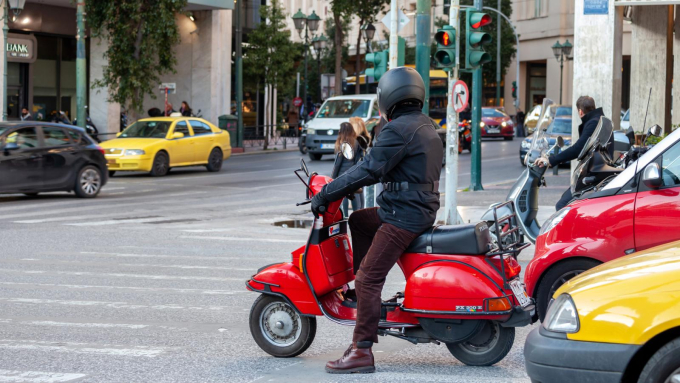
[521,140,531,149]
[543,294,580,333]
[124,149,145,156]
[480,122,485,128]
[307,128,315,135]
[539,207,571,236]
[501,121,507,127]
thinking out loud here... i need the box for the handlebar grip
[318,205,326,213]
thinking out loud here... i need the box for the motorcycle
[246,146,533,366]
[72,106,100,142]
[458,119,472,153]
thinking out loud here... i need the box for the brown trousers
[348,207,420,344]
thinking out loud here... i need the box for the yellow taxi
[101,117,231,177]
[524,241,680,383]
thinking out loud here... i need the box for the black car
[0,122,108,198]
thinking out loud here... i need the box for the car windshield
[555,106,572,117]
[548,119,572,135]
[316,100,370,118]
[482,108,508,118]
[0,127,7,136]
[119,121,171,138]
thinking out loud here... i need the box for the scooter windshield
[526,98,556,165]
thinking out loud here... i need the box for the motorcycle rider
[311,67,443,374]
[536,95,605,210]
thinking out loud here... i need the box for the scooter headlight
[521,140,531,149]
[539,207,571,236]
[543,294,580,333]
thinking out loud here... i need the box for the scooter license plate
[509,279,531,308]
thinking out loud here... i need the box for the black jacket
[323,105,443,234]
[331,142,364,179]
[549,108,604,167]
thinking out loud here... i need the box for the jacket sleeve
[549,121,597,167]
[324,126,407,201]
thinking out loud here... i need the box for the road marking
[0,268,244,282]
[78,251,282,262]
[118,263,254,271]
[180,228,233,233]
[0,297,244,312]
[180,235,303,243]
[0,369,86,382]
[0,281,246,295]
[0,339,172,358]
[65,217,174,226]
[24,321,148,329]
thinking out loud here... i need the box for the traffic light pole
[443,0,462,225]
[235,0,244,147]
[469,0,484,191]
[416,0,431,115]
[389,0,399,68]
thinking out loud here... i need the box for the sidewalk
[232,141,299,156]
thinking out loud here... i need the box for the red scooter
[246,151,533,366]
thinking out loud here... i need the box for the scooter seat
[406,222,492,255]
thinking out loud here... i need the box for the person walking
[287,108,299,137]
[179,101,192,117]
[516,108,526,137]
[20,108,32,121]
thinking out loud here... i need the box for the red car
[481,107,514,140]
[524,127,680,320]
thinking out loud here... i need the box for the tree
[331,0,354,96]
[87,0,187,113]
[350,0,389,94]
[244,0,301,149]
[321,17,350,98]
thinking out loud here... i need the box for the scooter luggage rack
[486,201,530,285]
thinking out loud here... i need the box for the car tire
[504,136,514,141]
[638,337,680,383]
[109,171,116,177]
[535,259,601,321]
[206,148,223,172]
[150,151,169,177]
[249,295,316,358]
[74,165,103,198]
[308,153,322,161]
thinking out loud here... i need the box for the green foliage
[348,0,389,93]
[87,0,187,112]
[321,17,350,79]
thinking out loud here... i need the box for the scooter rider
[311,67,443,374]
[536,96,605,210]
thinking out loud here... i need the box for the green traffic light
[366,50,388,81]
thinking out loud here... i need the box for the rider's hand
[311,186,329,218]
[535,157,550,168]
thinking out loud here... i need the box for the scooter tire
[249,295,316,358]
[535,259,600,321]
[446,321,514,366]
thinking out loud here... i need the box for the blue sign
[584,0,608,15]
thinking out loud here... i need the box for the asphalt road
[0,139,556,382]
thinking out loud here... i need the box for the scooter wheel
[446,321,514,366]
[249,295,316,358]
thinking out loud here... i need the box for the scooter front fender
[246,262,322,316]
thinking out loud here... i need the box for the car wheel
[504,136,514,141]
[109,171,116,177]
[446,321,514,366]
[249,295,316,358]
[638,337,680,383]
[535,259,601,321]
[308,153,322,161]
[150,152,169,177]
[206,148,223,172]
[74,165,103,198]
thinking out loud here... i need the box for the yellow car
[525,241,680,383]
[101,117,231,177]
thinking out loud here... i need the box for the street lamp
[292,9,320,122]
[312,34,327,103]
[552,39,573,105]
[361,23,375,94]
[2,0,25,121]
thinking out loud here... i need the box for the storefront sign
[6,34,36,63]
[584,0,608,15]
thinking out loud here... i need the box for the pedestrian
[148,107,162,117]
[287,108,299,137]
[179,101,192,117]
[332,122,365,217]
[20,107,32,121]
[536,96,608,210]
[349,117,371,147]
[516,108,526,137]
[165,103,175,117]
[312,67,443,374]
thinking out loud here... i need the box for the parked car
[100,117,231,177]
[304,95,379,160]
[0,122,108,198]
[525,240,680,383]
[525,105,572,136]
[519,117,573,165]
[480,107,514,140]
[524,126,680,320]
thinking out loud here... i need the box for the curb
[232,148,300,156]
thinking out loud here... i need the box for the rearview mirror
[172,132,184,139]
[300,158,309,177]
[556,136,565,148]
[648,124,662,137]
[341,142,354,160]
[642,162,662,189]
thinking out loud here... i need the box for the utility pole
[469,0,484,191]
[443,0,461,225]
[389,0,399,68]
[495,0,500,106]
[235,0,244,147]
[415,0,431,114]
[76,1,86,129]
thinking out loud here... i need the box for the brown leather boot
[325,342,375,374]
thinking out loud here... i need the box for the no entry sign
[293,97,303,108]
[452,80,469,113]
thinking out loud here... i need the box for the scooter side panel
[247,262,322,316]
[305,244,355,297]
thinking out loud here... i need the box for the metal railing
[242,124,300,148]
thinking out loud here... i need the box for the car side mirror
[300,158,309,177]
[642,162,662,189]
[341,142,354,160]
[172,132,184,139]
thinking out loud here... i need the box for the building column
[672,5,680,128]
[572,1,623,129]
[0,1,6,119]
[90,36,121,140]
[630,5,673,133]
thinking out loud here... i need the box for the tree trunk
[263,83,269,150]
[334,12,343,96]
[354,18,365,94]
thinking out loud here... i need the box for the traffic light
[512,81,517,99]
[434,25,456,71]
[366,50,388,81]
[465,10,492,69]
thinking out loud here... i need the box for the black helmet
[376,67,425,120]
